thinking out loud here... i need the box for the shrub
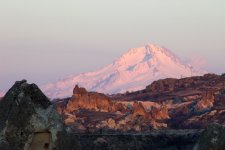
[222,90,225,95]
[172,97,183,103]
[127,103,133,110]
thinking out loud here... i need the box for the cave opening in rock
[29,131,52,150]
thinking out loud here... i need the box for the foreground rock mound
[0,80,79,150]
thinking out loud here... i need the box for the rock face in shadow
[0,80,79,150]
[76,130,203,150]
[74,124,225,150]
[194,124,225,150]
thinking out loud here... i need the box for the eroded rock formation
[195,90,215,111]
[151,104,169,120]
[132,101,147,117]
[58,86,171,132]
[65,85,112,113]
[0,80,79,150]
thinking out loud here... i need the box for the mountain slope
[0,91,4,98]
[42,44,205,99]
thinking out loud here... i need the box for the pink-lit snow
[42,44,205,99]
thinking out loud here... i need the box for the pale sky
[0,0,225,91]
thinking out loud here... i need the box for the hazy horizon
[0,0,225,91]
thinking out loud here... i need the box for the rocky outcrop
[114,73,222,101]
[132,101,147,117]
[112,73,225,129]
[111,102,126,113]
[58,86,164,132]
[146,74,220,93]
[195,90,215,111]
[65,85,112,112]
[146,78,177,92]
[0,80,79,150]
[151,104,169,120]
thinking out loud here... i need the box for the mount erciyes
[43,44,205,99]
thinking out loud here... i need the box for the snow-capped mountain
[42,44,205,99]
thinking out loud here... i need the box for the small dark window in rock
[44,143,49,149]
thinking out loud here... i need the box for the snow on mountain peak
[113,44,181,71]
[42,44,206,99]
